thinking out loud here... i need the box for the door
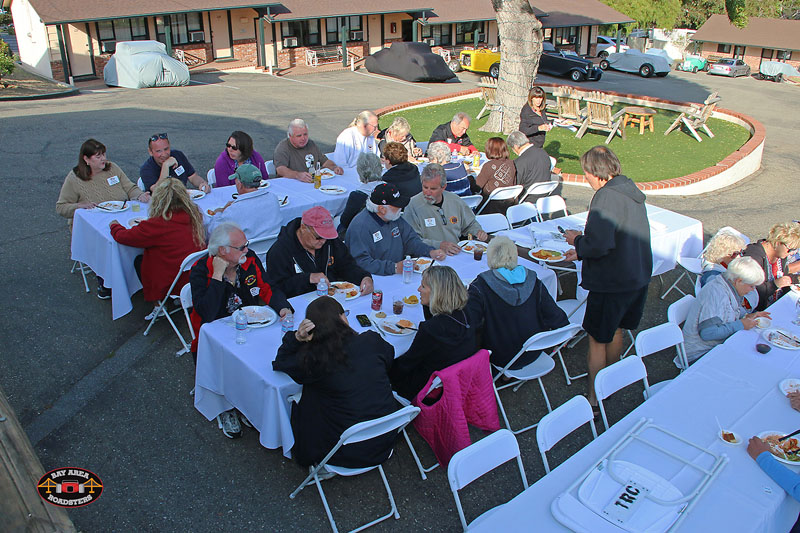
[210,10,233,59]
[401,20,413,42]
[66,23,95,77]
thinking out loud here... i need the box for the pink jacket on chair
[411,349,501,467]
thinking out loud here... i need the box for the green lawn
[382,98,751,182]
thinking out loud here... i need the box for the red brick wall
[232,38,257,63]
[277,42,368,68]
[698,43,800,71]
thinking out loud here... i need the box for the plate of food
[96,201,130,213]
[319,169,335,180]
[790,285,800,294]
[528,248,565,263]
[258,180,270,189]
[330,281,360,300]
[380,318,416,336]
[762,328,800,350]
[758,431,800,465]
[240,305,278,328]
[719,429,742,446]
[319,185,346,195]
[402,294,420,306]
[413,257,433,273]
[127,217,146,228]
[755,317,772,329]
[779,378,800,396]
[189,190,205,201]
[458,240,487,253]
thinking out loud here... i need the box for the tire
[598,50,609,59]
[569,69,584,82]
[489,63,500,79]
[691,66,698,73]
[703,63,710,72]
[639,63,653,77]
[776,73,783,83]
[447,59,462,73]
[599,60,610,70]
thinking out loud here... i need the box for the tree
[601,0,682,29]
[480,0,542,134]
[0,39,16,87]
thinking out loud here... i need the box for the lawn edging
[375,84,765,196]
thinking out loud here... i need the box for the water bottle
[316,278,328,296]
[281,312,294,333]
[403,255,413,284]
[234,309,248,344]
[451,149,458,163]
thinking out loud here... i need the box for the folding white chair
[206,168,216,188]
[595,355,650,431]
[289,405,420,533]
[519,180,559,204]
[475,213,509,234]
[70,261,91,293]
[179,283,194,342]
[265,159,277,178]
[447,429,528,532]
[249,233,279,266]
[660,254,702,300]
[494,323,582,435]
[143,249,207,356]
[475,185,522,215]
[549,156,557,171]
[634,322,687,387]
[667,294,695,326]
[392,381,442,480]
[506,202,539,228]
[536,395,598,474]
[535,195,568,221]
[137,177,146,192]
[461,194,483,212]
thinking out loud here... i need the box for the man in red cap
[266,206,374,298]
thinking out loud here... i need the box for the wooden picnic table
[622,106,656,135]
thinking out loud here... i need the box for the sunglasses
[149,133,168,143]
[226,143,238,150]
[305,225,326,241]
[231,240,249,252]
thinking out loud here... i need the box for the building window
[281,20,320,47]
[717,43,732,53]
[455,22,486,45]
[157,13,204,46]
[326,16,362,43]
[761,48,774,60]
[421,23,451,46]
[543,28,552,43]
[733,45,745,58]
[96,17,149,51]
[776,50,793,61]
[554,27,578,47]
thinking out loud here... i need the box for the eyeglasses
[149,133,168,143]
[305,225,325,241]
[231,241,249,252]
[436,207,448,225]
[343,310,350,317]
[226,143,239,150]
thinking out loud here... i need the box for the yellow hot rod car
[448,49,501,78]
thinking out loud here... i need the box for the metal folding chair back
[535,195,568,221]
[506,202,539,228]
[475,185,522,215]
[667,294,695,326]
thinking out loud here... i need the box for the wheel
[599,60,610,70]
[703,63,710,71]
[447,59,462,73]
[598,50,609,59]
[569,69,584,82]
[639,63,653,77]
[691,66,698,73]
[776,73,783,83]
[489,63,500,79]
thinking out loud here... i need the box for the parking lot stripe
[189,80,241,90]
[352,71,433,90]
[265,74,345,91]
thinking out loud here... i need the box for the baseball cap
[301,206,337,239]
[370,183,410,208]
[233,164,262,187]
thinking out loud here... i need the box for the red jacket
[110,211,202,302]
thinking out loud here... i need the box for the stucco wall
[10,0,53,78]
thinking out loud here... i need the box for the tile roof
[691,14,800,51]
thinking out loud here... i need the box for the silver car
[598,49,671,78]
[708,58,751,77]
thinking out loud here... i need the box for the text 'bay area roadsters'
[449,42,602,82]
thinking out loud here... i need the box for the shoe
[583,394,601,418]
[314,465,337,481]
[237,410,253,428]
[217,410,242,439]
[97,285,112,300]
[144,305,161,321]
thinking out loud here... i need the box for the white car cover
[103,41,190,88]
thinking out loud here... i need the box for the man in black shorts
[564,146,652,410]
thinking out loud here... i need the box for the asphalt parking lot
[0,64,798,531]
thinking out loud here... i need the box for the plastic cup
[473,247,483,261]
[392,297,404,315]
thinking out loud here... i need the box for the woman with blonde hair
[518,86,552,149]
[109,179,205,306]
[700,229,746,287]
[378,116,422,160]
[390,265,477,399]
[743,222,800,310]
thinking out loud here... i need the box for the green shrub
[0,38,17,81]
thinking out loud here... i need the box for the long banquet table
[193,252,558,457]
[471,292,800,532]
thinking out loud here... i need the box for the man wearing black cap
[345,183,446,275]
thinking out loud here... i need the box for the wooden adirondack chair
[575,91,625,144]
[552,86,584,125]
[477,76,504,129]
[664,91,721,142]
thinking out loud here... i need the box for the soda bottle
[473,151,480,170]
[234,309,248,344]
[403,256,413,284]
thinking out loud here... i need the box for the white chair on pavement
[660,254,702,300]
[461,194,483,212]
[476,213,509,234]
[549,156,557,171]
[667,294,695,326]
[447,429,528,532]
[535,195,568,221]
[70,261,92,293]
[288,405,420,533]
[249,234,279,265]
[206,169,216,188]
[143,249,207,356]
[494,323,582,435]
[179,283,194,342]
[595,355,651,430]
[519,180,559,204]
[506,202,539,228]
[265,159,276,178]
[536,395,598,474]
[634,322,687,388]
[476,185,522,215]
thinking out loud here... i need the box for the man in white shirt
[207,164,282,242]
[333,110,380,168]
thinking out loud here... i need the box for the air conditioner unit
[350,31,363,41]
[283,37,298,47]
[189,31,204,43]
[99,40,116,54]
[464,32,473,41]
[425,38,435,46]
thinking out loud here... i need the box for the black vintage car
[538,42,602,82]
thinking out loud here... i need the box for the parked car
[708,58,751,77]
[644,48,674,68]
[758,60,799,82]
[103,40,189,88]
[676,55,709,73]
[365,42,456,82]
[450,48,501,77]
[539,42,602,81]
[599,49,671,78]
[596,35,629,58]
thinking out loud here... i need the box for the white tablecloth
[472,293,800,533]
[194,252,557,457]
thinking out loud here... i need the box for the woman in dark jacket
[518,86,552,149]
[390,265,477,400]
[466,236,568,369]
[381,141,422,199]
[273,296,398,468]
[742,222,800,311]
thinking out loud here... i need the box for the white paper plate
[319,185,346,195]
[758,431,800,466]
[779,378,800,396]
[755,317,772,329]
[258,180,270,189]
[127,217,146,228]
[380,319,416,336]
[412,257,433,273]
[529,247,566,263]
[458,240,487,253]
[719,429,742,446]
[330,282,360,300]
[762,328,800,350]
[189,190,205,200]
[319,169,335,180]
[790,285,800,294]
[96,201,130,213]
[240,305,277,328]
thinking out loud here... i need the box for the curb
[0,86,79,101]
[375,84,765,195]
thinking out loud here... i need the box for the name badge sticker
[174,165,185,176]
[294,263,303,274]
[372,231,383,243]
[424,217,436,228]
[106,176,120,186]
[250,287,260,297]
